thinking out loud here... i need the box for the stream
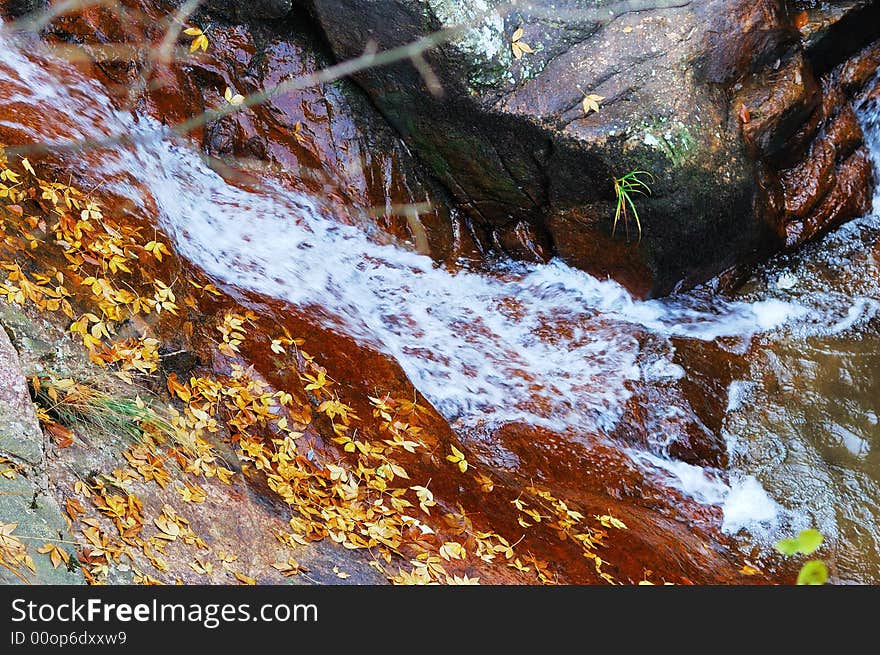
[1,23,880,581]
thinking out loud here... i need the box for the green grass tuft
[32,376,175,446]
[612,170,655,242]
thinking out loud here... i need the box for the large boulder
[291,0,879,296]
[0,314,84,584]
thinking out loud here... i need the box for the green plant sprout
[612,170,655,242]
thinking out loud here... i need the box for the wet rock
[548,206,656,299]
[798,0,880,75]
[484,422,759,584]
[739,52,821,161]
[0,323,43,464]
[613,377,729,469]
[1,0,47,20]
[0,476,84,584]
[159,345,201,379]
[203,116,241,157]
[493,219,552,263]
[671,337,749,444]
[780,135,837,220]
[205,0,294,22]
[293,0,880,296]
[839,40,880,91]
[785,148,874,247]
[752,33,880,254]
[299,0,767,296]
[825,104,866,162]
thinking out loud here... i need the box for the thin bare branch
[410,53,444,98]
[5,18,474,157]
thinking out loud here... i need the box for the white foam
[753,299,809,329]
[827,297,880,334]
[725,380,754,412]
[775,272,798,290]
[631,452,726,500]
[641,359,685,381]
[632,452,780,533]
[721,476,779,533]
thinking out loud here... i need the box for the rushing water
[719,91,880,581]
[1,29,880,578]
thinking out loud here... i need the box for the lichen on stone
[425,0,513,91]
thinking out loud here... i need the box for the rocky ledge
[206,0,880,297]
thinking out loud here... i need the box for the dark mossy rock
[192,0,880,296]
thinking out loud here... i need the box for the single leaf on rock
[411,485,435,514]
[184,27,209,53]
[446,445,468,473]
[37,543,70,569]
[45,422,74,448]
[595,514,627,530]
[439,541,466,561]
[510,26,534,60]
[144,240,170,261]
[582,94,604,114]
[474,472,494,493]
[224,87,245,106]
[511,40,534,59]
[233,570,256,585]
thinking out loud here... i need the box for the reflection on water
[723,90,880,581]
[726,215,880,581]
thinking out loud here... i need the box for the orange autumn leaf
[37,543,70,569]
[45,422,74,448]
[446,444,468,473]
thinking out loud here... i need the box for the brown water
[728,188,880,582]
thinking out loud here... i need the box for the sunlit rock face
[281,0,877,297]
